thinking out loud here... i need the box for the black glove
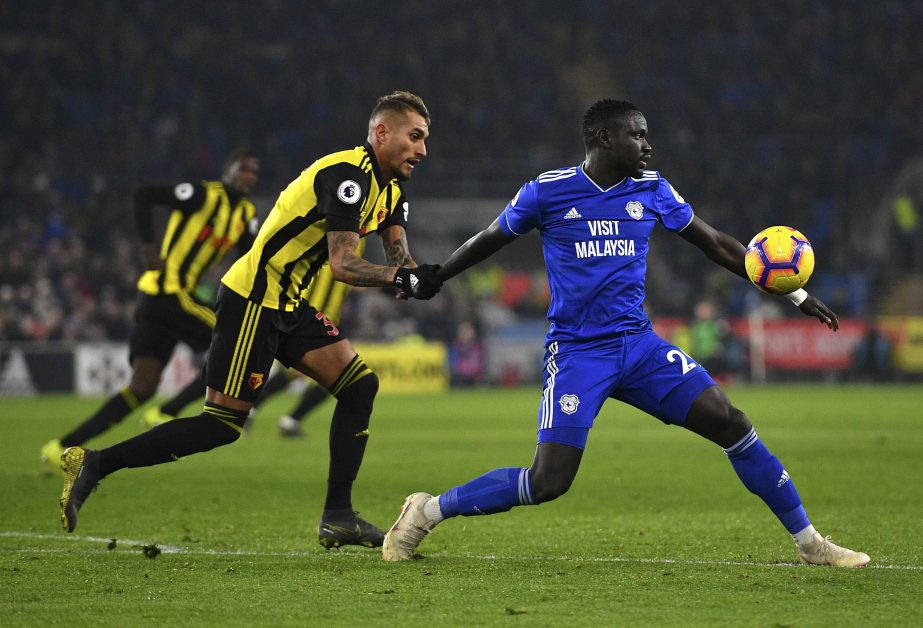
[393,264,443,300]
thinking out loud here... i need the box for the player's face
[377,111,429,181]
[225,156,260,195]
[610,112,651,178]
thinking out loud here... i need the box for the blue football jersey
[497,164,694,344]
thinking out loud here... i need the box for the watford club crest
[248,372,265,391]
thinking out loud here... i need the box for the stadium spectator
[449,320,486,386]
[850,320,894,383]
[689,299,745,383]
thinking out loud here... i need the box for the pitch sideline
[1,531,918,571]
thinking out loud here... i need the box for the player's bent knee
[204,414,244,447]
[330,371,378,437]
[711,401,752,443]
[198,402,249,447]
[331,356,378,406]
[530,469,575,504]
[357,370,380,397]
[727,406,751,433]
[528,441,583,503]
[531,476,572,504]
[334,370,378,406]
[686,386,752,447]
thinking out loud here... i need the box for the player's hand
[798,294,839,331]
[393,264,443,300]
[142,244,164,271]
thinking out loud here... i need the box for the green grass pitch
[2,385,922,626]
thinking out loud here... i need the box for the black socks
[61,386,146,447]
[97,402,248,477]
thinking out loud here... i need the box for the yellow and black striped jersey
[302,239,365,324]
[222,143,409,311]
[136,180,258,297]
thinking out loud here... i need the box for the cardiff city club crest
[248,372,265,390]
[625,201,644,220]
[559,394,580,415]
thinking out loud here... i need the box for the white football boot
[798,533,870,568]
[381,492,437,561]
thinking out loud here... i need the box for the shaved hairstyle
[368,91,431,132]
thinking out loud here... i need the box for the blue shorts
[536,329,715,449]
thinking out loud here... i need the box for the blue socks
[439,467,534,517]
[434,429,811,537]
[724,428,810,534]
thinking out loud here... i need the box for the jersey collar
[578,162,626,192]
[364,142,388,188]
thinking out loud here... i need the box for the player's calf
[96,402,248,474]
[326,368,378,487]
[323,363,378,520]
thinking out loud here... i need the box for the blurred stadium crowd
[2,1,921,349]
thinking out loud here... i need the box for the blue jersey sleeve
[655,176,694,232]
[497,180,541,236]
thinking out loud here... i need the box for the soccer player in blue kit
[382,99,870,567]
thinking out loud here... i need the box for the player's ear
[373,121,390,146]
[596,128,610,148]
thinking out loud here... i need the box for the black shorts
[206,285,345,403]
[129,292,215,364]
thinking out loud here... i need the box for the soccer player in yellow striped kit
[41,149,259,470]
[59,91,443,549]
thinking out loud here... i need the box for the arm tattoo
[327,230,397,287]
[381,227,415,267]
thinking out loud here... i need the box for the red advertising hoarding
[654,317,869,371]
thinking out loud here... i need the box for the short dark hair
[370,91,431,127]
[582,99,641,148]
[223,147,257,170]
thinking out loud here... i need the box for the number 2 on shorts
[666,348,698,375]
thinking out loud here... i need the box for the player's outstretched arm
[438,219,517,281]
[379,224,442,300]
[328,229,402,286]
[678,216,748,280]
[328,229,441,299]
[679,216,839,331]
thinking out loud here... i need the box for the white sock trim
[793,524,820,547]
[723,427,758,456]
[424,495,444,524]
